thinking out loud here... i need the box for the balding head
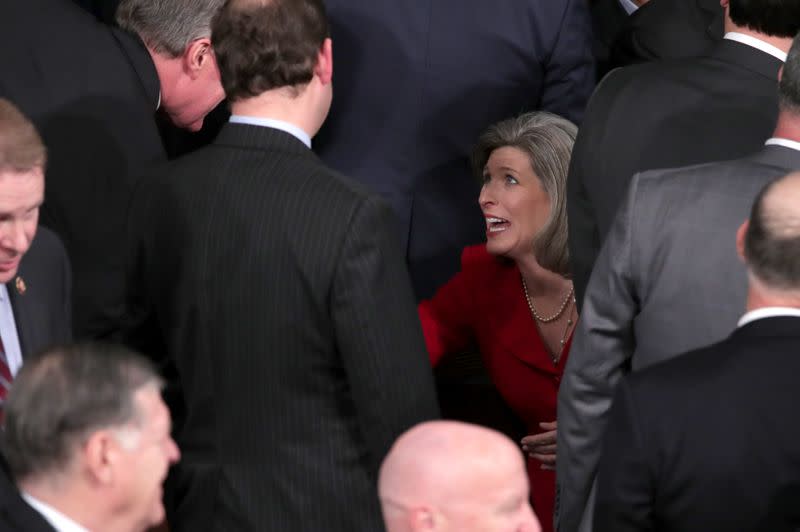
[379,421,540,532]
[740,172,800,299]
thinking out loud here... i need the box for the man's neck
[230,90,320,139]
[147,48,181,111]
[771,111,800,143]
[21,481,98,531]
[745,279,800,312]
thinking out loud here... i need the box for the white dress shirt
[619,0,638,15]
[0,284,24,376]
[738,307,800,328]
[229,115,312,148]
[724,32,787,62]
[21,493,90,532]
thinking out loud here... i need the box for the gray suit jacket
[555,144,800,532]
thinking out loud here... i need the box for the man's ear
[83,430,119,485]
[409,506,438,530]
[736,220,750,263]
[184,38,214,79]
[314,38,333,85]
[720,0,730,10]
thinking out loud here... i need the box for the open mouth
[486,216,510,233]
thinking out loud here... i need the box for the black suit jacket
[315,0,595,298]
[568,39,782,308]
[595,316,800,532]
[593,0,723,78]
[0,0,165,339]
[0,470,55,532]
[9,227,72,357]
[127,123,440,531]
[0,229,69,532]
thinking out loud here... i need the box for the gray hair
[2,343,163,480]
[472,111,577,275]
[116,0,226,57]
[744,172,800,291]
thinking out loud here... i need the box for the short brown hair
[0,99,46,174]
[211,0,329,102]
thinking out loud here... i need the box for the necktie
[0,337,11,410]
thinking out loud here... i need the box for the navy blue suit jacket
[316,0,595,298]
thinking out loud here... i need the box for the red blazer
[418,244,572,532]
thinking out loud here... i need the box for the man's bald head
[379,421,540,532]
[743,171,800,293]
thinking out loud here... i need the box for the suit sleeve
[332,195,440,471]
[556,173,642,532]
[417,252,478,366]
[540,0,596,125]
[594,379,656,532]
[59,235,73,343]
[567,68,625,310]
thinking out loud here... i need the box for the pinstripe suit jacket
[126,123,440,531]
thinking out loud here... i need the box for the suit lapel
[7,274,32,361]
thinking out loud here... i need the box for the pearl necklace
[521,277,575,323]
[521,276,576,364]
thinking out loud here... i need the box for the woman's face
[479,146,551,262]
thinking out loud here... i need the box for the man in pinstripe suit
[125,0,440,530]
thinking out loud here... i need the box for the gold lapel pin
[15,276,26,296]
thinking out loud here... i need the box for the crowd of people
[0,0,799,531]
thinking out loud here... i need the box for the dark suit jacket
[315,0,595,299]
[0,228,69,532]
[595,316,800,532]
[593,0,723,78]
[10,227,72,357]
[0,468,55,532]
[568,39,782,308]
[0,0,165,339]
[127,123,440,531]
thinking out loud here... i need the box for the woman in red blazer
[418,111,577,532]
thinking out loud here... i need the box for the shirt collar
[618,0,638,15]
[765,138,800,152]
[21,493,90,532]
[228,115,312,148]
[738,307,800,328]
[724,32,787,62]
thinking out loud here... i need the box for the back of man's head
[211,0,329,102]
[743,172,800,294]
[378,421,540,532]
[729,0,800,38]
[0,99,46,175]
[116,0,226,58]
[3,343,161,479]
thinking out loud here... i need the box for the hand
[521,420,557,471]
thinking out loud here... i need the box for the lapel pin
[15,276,26,296]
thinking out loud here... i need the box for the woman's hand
[521,420,557,471]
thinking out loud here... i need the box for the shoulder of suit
[635,156,773,192]
[27,227,68,262]
[626,337,732,396]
